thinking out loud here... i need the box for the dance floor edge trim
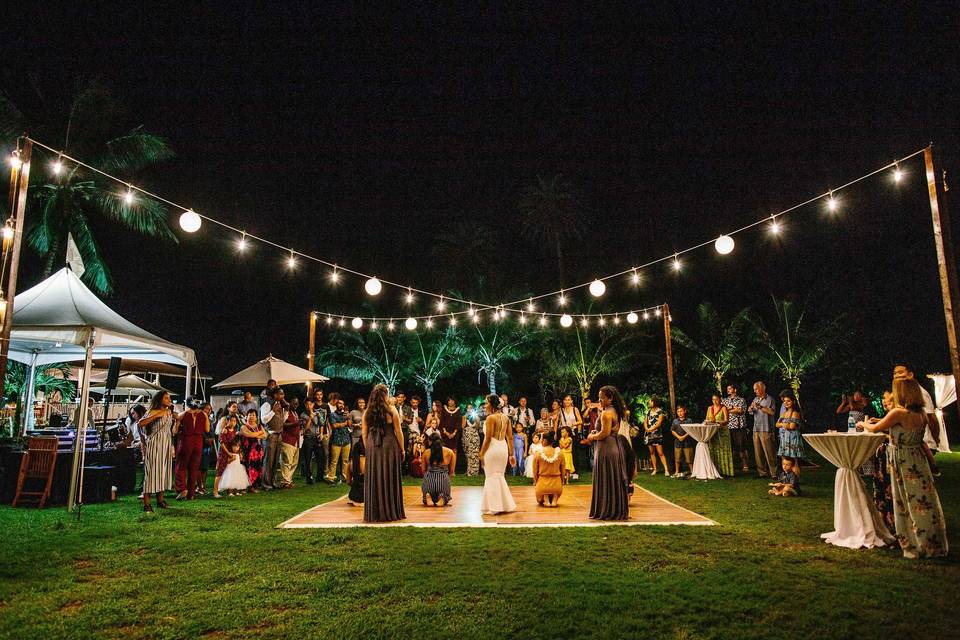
[277,485,716,529]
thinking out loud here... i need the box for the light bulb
[364,277,383,296]
[827,193,838,212]
[468,306,476,317]
[672,255,681,272]
[894,167,903,183]
[539,315,547,326]
[627,312,639,324]
[123,188,135,205]
[370,320,378,330]
[655,307,662,317]
[426,318,434,329]
[769,217,781,235]
[560,314,573,328]
[2,221,14,245]
[436,297,446,311]
[237,234,248,251]
[598,316,606,326]
[405,289,415,304]
[287,252,296,269]
[631,270,641,285]
[714,235,734,255]
[519,314,527,325]
[580,317,589,327]
[51,159,63,175]
[329,268,340,283]
[558,292,567,307]
[449,315,458,326]
[526,299,535,313]
[338,318,346,327]
[325,316,333,325]
[613,315,621,325]
[179,209,202,232]
[472,313,480,324]
[643,311,650,320]
[351,317,363,329]
[387,321,396,331]
[589,279,606,297]
[405,317,418,331]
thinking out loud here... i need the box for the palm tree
[431,219,493,291]
[748,298,841,406]
[317,330,411,395]
[672,303,754,392]
[545,325,641,402]
[411,327,469,407]
[465,322,529,395]
[518,174,588,286]
[2,79,176,294]
[4,362,75,429]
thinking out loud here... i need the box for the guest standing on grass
[175,397,209,501]
[558,395,584,479]
[893,363,942,476]
[237,390,258,417]
[671,405,694,478]
[480,394,517,515]
[344,437,365,507]
[440,396,464,472]
[363,384,406,523]
[421,433,455,507]
[868,390,896,530]
[137,391,176,512]
[299,398,323,484]
[776,390,805,464]
[259,388,288,489]
[277,400,301,489]
[706,394,734,476]
[859,378,948,559]
[238,408,266,492]
[213,415,239,498]
[463,403,482,476]
[748,382,778,478]
[326,399,352,483]
[350,398,366,446]
[722,384,750,473]
[588,385,630,521]
[197,402,215,496]
[643,396,669,476]
[533,432,566,507]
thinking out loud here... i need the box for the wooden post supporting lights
[307,312,317,394]
[924,145,960,393]
[662,303,677,417]
[0,138,32,389]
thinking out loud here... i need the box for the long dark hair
[429,433,444,465]
[366,384,391,444]
[149,391,170,411]
[600,385,627,423]
[779,389,802,418]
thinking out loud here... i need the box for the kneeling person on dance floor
[533,432,567,507]
[421,434,455,507]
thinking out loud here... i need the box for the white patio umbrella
[212,355,328,389]
[89,373,168,397]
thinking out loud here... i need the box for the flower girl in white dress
[218,441,249,496]
[524,433,543,479]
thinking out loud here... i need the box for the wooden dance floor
[278,485,715,528]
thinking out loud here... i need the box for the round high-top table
[802,432,895,549]
[682,423,722,480]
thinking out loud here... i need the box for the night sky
[5,5,959,388]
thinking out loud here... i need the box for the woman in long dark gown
[587,385,630,521]
[362,384,406,523]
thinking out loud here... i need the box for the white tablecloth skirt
[684,423,722,480]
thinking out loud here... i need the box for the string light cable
[12,137,926,315]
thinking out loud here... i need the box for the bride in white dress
[479,394,517,514]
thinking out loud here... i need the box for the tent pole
[67,329,96,512]
[22,352,38,434]
[184,365,192,405]
[0,139,32,392]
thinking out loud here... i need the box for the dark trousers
[175,436,203,497]
[262,433,282,488]
[300,435,324,481]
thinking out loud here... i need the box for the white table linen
[683,423,722,480]
[803,432,895,549]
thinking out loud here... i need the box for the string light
[329,266,340,284]
[325,315,333,325]
[471,313,480,324]
[2,219,14,250]
[7,152,22,170]
[580,316,589,327]
[387,321,396,331]
[826,190,838,212]
[51,156,63,175]
[672,254,681,272]
[893,161,903,183]
[237,232,248,252]
[338,318,346,327]
[626,312,638,324]
[598,316,606,326]
[714,235,734,255]
[527,298,535,313]
[560,314,573,328]
[179,209,202,233]
[589,279,606,297]
[436,296,446,312]
[425,317,434,329]
[351,317,363,329]
[643,311,650,320]
[287,250,297,270]
[631,269,641,285]
[769,215,781,235]
[558,291,567,307]
[655,307,662,317]
[539,314,547,326]
[123,185,135,205]
[405,317,418,331]
[405,288,415,305]
[468,305,476,317]
[364,277,383,296]
[449,315,458,327]
[370,320,378,330]
[519,314,527,325]
[613,315,621,325]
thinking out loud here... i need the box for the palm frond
[97,127,175,174]
[92,189,177,240]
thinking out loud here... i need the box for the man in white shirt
[260,388,288,489]
[499,393,515,419]
[893,363,941,475]
[514,395,536,435]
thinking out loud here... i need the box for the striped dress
[421,458,452,504]
[142,412,174,493]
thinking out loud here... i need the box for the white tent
[7,267,198,510]
[926,374,954,452]
[213,355,328,388]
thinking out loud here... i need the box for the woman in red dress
[238,408,266,491]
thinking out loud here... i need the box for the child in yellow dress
[558,426,575,483]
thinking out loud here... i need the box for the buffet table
[802,432,895,549]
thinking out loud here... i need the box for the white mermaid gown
[481,437,517,514]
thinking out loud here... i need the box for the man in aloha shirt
[722,384,750,473]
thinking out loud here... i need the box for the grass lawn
[0,451,957,640]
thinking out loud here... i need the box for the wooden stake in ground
[663,303,677,418]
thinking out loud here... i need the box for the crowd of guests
[130,363,947,558]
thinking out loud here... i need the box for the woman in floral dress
[705,394,734,476]
[238,409,266,492]
[775,390,805,462]
[860,378,948,559]
[462,403,482,476]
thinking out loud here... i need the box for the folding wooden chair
[12,436,59,508]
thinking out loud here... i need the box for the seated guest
[533,432,566,507]
[421,434,455,507]
[344,438,365,506]
[671,405,695,478]
[768,457,800,496]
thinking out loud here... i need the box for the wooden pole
[663,303,677,417]
[0,138,32,389]
[925,145,960,392]
[306,312,317,394]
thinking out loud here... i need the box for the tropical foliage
[317,331,410,395]
[463,321,530,395]
[410,327,469,407]
[3,362,75,427]
[544,324,642,402]
[672,302,754,392]
[1,78,176,294]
